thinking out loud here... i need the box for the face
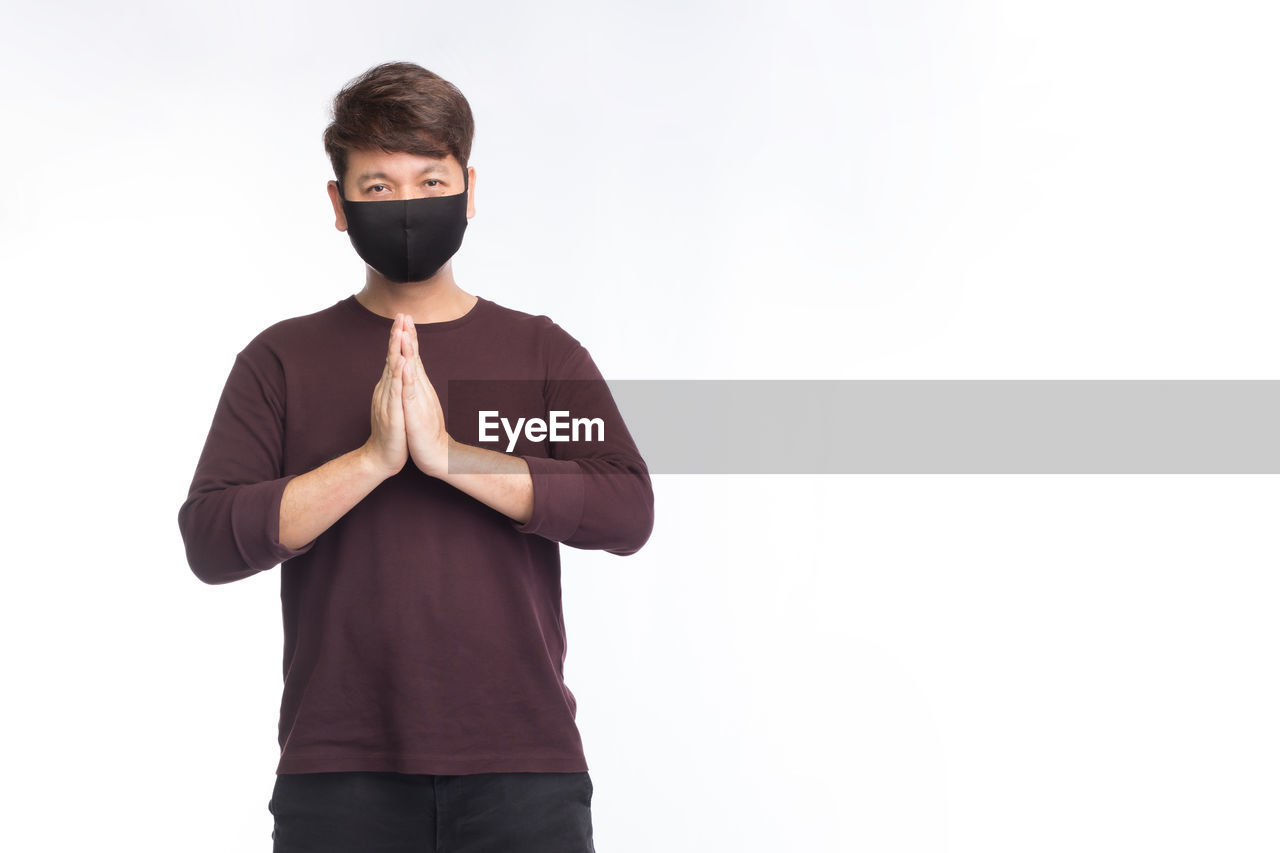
[327,149,476,232]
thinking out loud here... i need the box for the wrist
[418,434,456,480]
[356,442,399,482]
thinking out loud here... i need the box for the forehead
[345,148,460,183]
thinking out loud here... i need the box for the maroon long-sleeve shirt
[177,294,653,775]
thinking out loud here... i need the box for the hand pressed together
[362,313,453,479]
[398,314,453,477]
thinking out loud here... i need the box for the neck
[355,264,477,323]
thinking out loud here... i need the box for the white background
[2,1,1278,850]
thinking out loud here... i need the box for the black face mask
[337,168,469,283]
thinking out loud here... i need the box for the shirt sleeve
[177,338,317,584]
[510,330,655,557]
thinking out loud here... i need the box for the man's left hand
[398,313,453,478]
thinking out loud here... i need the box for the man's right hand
[362,317,410,477]
[277,317,411,553]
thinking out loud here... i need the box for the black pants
[268,770,596,853]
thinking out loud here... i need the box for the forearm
[508,453,653,555]
[434,438,534,524]
[279,446,393,550]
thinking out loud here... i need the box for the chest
[279,334,552,474]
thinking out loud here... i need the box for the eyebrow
[354,165,447,183]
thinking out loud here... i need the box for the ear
[465,166,476,220]
[327,180,348,232]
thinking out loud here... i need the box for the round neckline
[340,293,488,332]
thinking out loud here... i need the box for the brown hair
[323,61,475,188]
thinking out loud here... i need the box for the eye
[368,184,389,194]
[425,179,440,187]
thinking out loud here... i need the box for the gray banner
[603,380,1280,473]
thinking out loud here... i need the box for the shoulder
[479,297,587,360]
[238,298,353,361]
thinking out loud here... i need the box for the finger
[400,324,413,360]
[381,334,401,396]
[388,344,403,387]
[385,330,401,382]
[377,363,392,414]
[399,317,422,374]
[413,340,429,384]
[389,334,404,390]
[392,355,405,395]
[406,315,419,360]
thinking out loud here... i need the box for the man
[177,61,654,853]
